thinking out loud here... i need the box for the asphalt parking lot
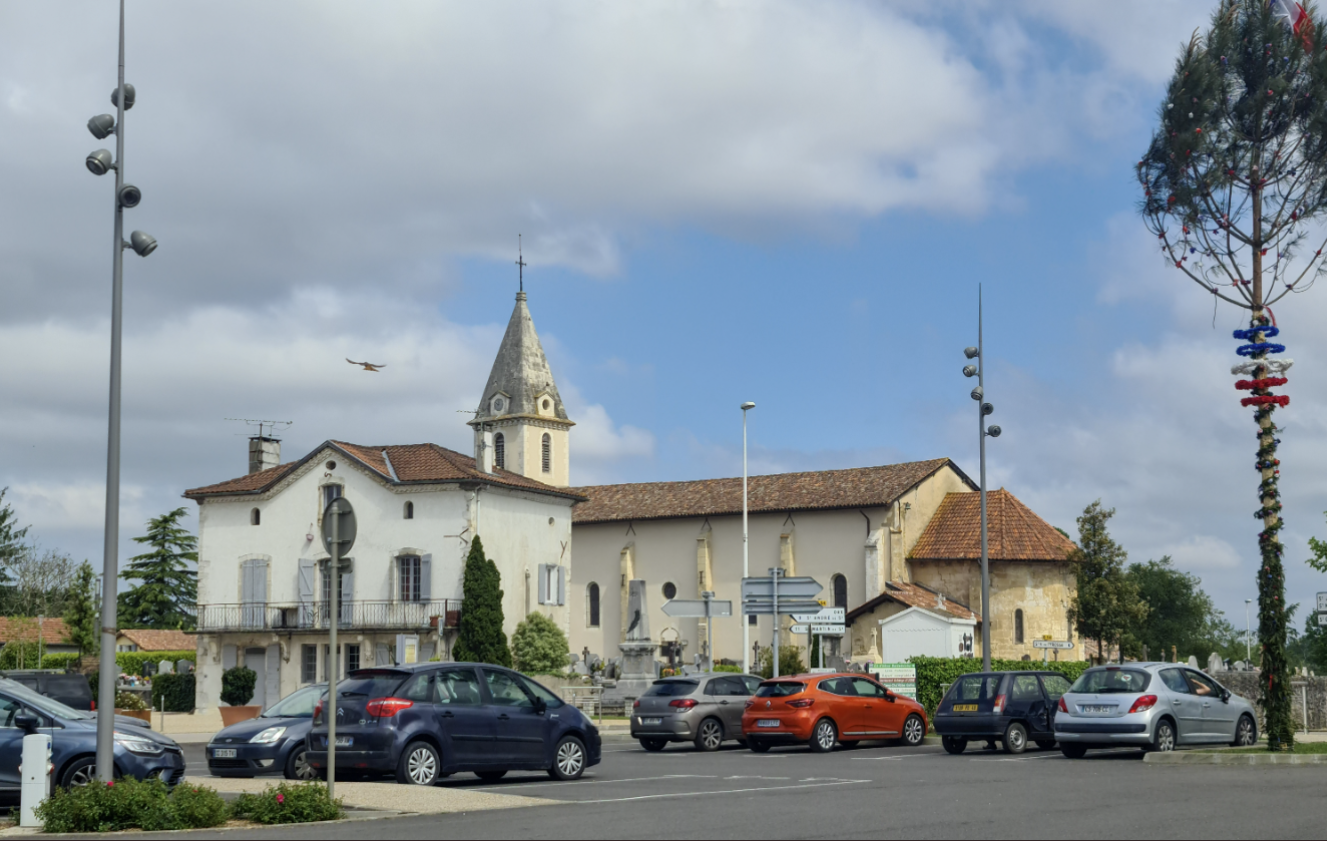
[175,736,1327,840]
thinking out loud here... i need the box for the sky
[3,0,1326,631]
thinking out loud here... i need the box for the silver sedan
[1054,663,1258,757]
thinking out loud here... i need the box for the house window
[250,508,260,526]
[399,555,422,602]
[322,484,341,510]
[403,501,414,520]
[662,582,677,600]
[346,644,361,673]
[494,433,505,469]
[541,433,552,473]
[587,582,600,628]
[832,574,847,609]
[1015,609,1025,644]
[301,645,317,684]
[748,613,757,626]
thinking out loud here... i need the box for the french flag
[1270,0,1314,49]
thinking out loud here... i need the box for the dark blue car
[207,684,324,780]
[307,663,600,785]
[0,677,185,794]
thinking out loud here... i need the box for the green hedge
[41,653,81,671]
[116,651,195,677]
[908,656,1093,720]
[151,673,195,712]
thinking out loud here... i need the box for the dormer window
[494,433,505,469]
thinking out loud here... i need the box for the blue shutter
[421,554,432,602]
[538,564,548,605]
[297,559,315,627]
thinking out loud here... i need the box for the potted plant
[113,689,151,724]
[218,666,260,726]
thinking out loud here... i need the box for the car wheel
[942,736,967,755]
[548,736,587,781]
[1034,740,1056,751]
[1233,715,1257,747]
[396,740,441,786]
[1060,744,1087,759]
[284,743,317,781]
[1152,719,1176,752]
[61,757,99,788]
[694,718,724,752]
[639,738,668,752]
[809,718,837,753]
[1003,722,1028,755]
[747,738,770,753]
[902,714,926,747]
[475,770,507,782]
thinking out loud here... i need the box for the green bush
[40,653,81,671]
[511,612,571,674]
[115,690,147,711]
[756,645,806,679]
[151,672,196,712]
[908,656,1093,720]
[35,777,227,833]
[0,641,44,670]
[712,664,742,673]
[230,782,343,825]
[116,650,195,677]
[221,666,257,707]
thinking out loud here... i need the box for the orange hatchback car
[741,673,928,753]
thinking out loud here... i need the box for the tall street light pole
[741,401,755,675]
[962,287,1000,672]
[86,0,157,782]
[1245,598,1253,663]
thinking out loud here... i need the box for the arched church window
[541,433,552,473]
[831,574,847,609]
[1015,609,1025,644]
[250,508,260,526]
[403,501,414,520]
[494,433,505,469]
[587,582,600,628]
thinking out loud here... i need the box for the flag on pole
[1270,0,1314,50]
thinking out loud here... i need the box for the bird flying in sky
[346,359,387,372]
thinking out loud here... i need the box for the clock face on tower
[491,396,506,415]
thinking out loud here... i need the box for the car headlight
[249,726,287,745]
[114,731,164,755]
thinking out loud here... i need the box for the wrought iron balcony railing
[195,600,461,633]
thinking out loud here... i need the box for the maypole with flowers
[1137,0,1327,750]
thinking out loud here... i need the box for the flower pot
[115,708,151,724]
[219,705,261,726]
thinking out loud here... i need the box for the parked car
[307,663,600,785]
[741,673,928,753]
[1054,663,1258,757]
[933,670,1070,754]
[632,672,763,751]
[208,683,325,780]
[1,670,95,712]
[0,677,185,795]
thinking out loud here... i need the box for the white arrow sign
[662,599,733,618]
[1032,640,1075,650]
[792,607,844,623]
[790,624,810,634]
[811,623,846,635]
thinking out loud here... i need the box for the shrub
[230,782,343,825]
[116,690,148,711]
[151,672,196,712]
[712,663,742,673]
[116,650,196,678]
[511,612,570,674]
[756,645,806,679]
[169,784,229,828]
[40,652,81,671]
[221,666,257,707]
[35,777,226,833]
[908,656,1093,719]
[0,641,44,670]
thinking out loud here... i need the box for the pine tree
[452,536,511,667]
[118,508,198,630]
[64,561,98,656]
[1136,0,1327,750]
[1068,501,1148,664]
[0,487,31,590]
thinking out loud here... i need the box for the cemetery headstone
[158,660,174,675]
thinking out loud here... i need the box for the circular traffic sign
[321,497,357,556]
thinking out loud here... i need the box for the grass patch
[1196,741,1327,754]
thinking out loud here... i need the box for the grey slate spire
[472,292,570,423]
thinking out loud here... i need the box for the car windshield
[262,685,324,718]
[0,680,88,720]
[1069,668,1152,694]
[335,671,408,700]
[754,682,804,698]
[949,675,1000,703]
[644,681,698,697]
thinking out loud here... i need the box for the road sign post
[320,497,356,802]
[662,594,732,671]
[1032,638,1074,664]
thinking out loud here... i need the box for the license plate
[952,704,978,712]
[1082,705,1115,714]
[326,736,353,747]
[641,717,662,726]
[757,719,780,728]
[212,748,236,759]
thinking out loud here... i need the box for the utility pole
[962,286,1000,672]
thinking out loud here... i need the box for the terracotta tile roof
[571,458,964,524]
[117,629,197,652]
[184,441,584,502]
[0,617,70,644]
[846,581,980,624]
[908,489,1076,563]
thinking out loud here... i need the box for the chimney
[248,436,280,474]
[477,430,494,474]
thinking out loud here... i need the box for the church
[185,289,1080,710]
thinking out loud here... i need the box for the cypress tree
[453,536,512,667]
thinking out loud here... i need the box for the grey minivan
[632,673,762,751]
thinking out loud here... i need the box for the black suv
[1,671,95,711]
[932,671,1072,754]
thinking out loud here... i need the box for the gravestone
[157,660,174,675]
[1208,652,1225,673]
[177,660,193,674]
[1187,655,1200,669]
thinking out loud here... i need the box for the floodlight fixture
[964,346,979,359]
[741,401,755,410]
[128,231,156,256]
[110,83,135,110]
[88,114,116,139]
[987,425,1001,438]
[962,365,978,378]
[86,149,114,175]
[970,386,983,401]
[981,402,994,416]
[118,184,141,208]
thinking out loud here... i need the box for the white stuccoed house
[184,291,581,711]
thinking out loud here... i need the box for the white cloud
[1158,535,1243,571]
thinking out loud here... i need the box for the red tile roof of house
[571,458,968,524]
[117,629,197,652]
[0,617,70,644]
[184,441,585,502]
[909,489,1076,562]
[845,580,980,624]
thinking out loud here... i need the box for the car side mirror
[1221,690,1231,703]
[14,712,39,734]
[532,697,547,713]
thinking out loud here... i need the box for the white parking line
[573,779,871,804]
[465,774,717,792]
[850,753,942,761]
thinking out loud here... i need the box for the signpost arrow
[810,623,845,636]
[790,624,810,634]
[792,608,845,623]
[662,599,733,618]
[741,576,824,599]
[1032,640,1074,650]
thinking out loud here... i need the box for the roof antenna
[515,233,527,294]
[226,418,293,439]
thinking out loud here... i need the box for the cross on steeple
[516,234,527,293]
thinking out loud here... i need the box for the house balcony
[195,600,462,634]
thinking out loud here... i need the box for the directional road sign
[810,623,845,636]
[1318,591,1327,612]
[662,599,733,618]
[790,624,810,634]
[742,599,824,615]
[792,607,845,624]
[1032,639,1075,650]
[741,576,823,599]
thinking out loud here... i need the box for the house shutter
[375,643,391,666]
[556,566,565,606]
[297,559,316,627]
[537,564,548,605]
[265,645,280,706]
[340,566,354,625]
[222,645,237,671]
[420,554,432,602]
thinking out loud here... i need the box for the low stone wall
[1213,670,1327,732]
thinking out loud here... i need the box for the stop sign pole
[321,498,356,800]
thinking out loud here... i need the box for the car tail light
[1058,697,1068,713]
[366,697,414,718]
[90,701,96,711]
[993,694,1006,714]
[669,698,698,709]
[744,700,755,709]
[1128,695,1158,714]
[786,698,815,709]
[633,699,641,709]
[313,700,322,719]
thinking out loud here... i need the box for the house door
[244,648,267,708]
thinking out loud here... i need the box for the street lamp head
[986,425,1001,438]
[118,184,142,208]
[962,364,978,378]
[964,346,979,359]
[970,386,983,401]
[741,402,755,411]
[981,402,994,416]
[86,149,113,175]
[110,83,135,110]
[87,114,116,139]
[128,231,157,257]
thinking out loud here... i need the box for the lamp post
[87,0,157,782]
[962,286,1000,672]
[1245,598,1253,663]
[741,401,755,675]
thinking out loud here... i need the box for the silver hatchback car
[1055,663,1258,757]
[632,673,763,751]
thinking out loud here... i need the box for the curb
[1144,750,1327,765]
